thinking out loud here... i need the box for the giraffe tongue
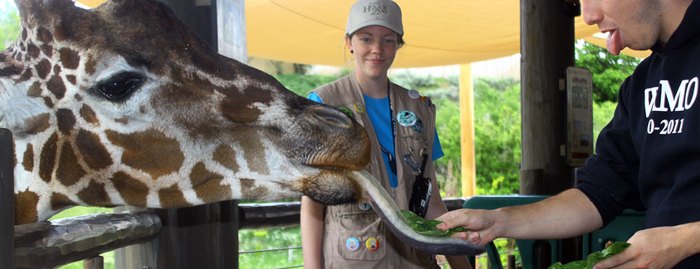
[606,30,623,55]
[350,170,485,256]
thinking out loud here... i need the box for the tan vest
[313,75,439,269]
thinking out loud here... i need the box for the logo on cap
[363,3,388,15]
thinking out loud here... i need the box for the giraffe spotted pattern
[0,0,370,224]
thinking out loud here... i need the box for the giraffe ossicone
[0,0,485,256]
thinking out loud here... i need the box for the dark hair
[346,33,405,48]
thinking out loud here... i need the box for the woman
[300,1,472,268]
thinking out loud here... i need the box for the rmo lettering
[644,77,699,118]
[364,4,388,15]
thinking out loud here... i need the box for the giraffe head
[0,0,370,224]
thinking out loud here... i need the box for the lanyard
[380,82,398,176]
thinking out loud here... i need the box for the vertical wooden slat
[0,128,14,269]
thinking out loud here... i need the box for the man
[437,0,700,268]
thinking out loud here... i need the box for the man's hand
[592,225,696,269]
[435,208,503,245]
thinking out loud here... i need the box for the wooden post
[0,128,14,269]
[520,0,576,195]
[84,256,104,269]
[459,64,476,197]
[520,0,581,264]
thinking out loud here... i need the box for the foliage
[433,97,463,197]
[401,210,466,236]
[49,206,114,220]
[239,226,304,268]
[49,207,115,269]
[274,73,340,98]
[548,242,629,269]
[592,101,617,146]
[575,41,640,102]
[472,78,521,194]
[0,3,19,50]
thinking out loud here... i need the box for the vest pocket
[336,211,387,261]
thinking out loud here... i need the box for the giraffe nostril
[307,106,353,129]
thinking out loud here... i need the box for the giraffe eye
[95,71,145,101]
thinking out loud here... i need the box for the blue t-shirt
[309,92,444,188]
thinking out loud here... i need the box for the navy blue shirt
[576,1,700,267]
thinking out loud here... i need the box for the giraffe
[0,0,371,225]
[0,0,485,256]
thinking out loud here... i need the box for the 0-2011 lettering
[647,118,684,134]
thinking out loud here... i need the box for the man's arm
[300,196,325,269]
[437,189,604,243]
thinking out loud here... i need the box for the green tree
[472,78,521,194]
[575,40,641,102]
[0,4,20,50]
[274,73,340,97]
[432,92,462,197]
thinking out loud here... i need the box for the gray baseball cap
[346,0,403,36]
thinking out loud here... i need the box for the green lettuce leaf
[400,210,467,237]
[548,242,630,269]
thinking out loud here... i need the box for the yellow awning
[78,0,651,67]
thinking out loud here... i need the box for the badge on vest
[365,237,380,251]
[408,89,421,99]
[420,96,433,107]
[396,110,417,127]
[353,102,365,114]
[346,237,360,251]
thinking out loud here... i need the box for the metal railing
[11,199,467,268]
[2,126,470,268]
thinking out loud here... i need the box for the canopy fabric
[246,0,650,67]
[78,0,651,67]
